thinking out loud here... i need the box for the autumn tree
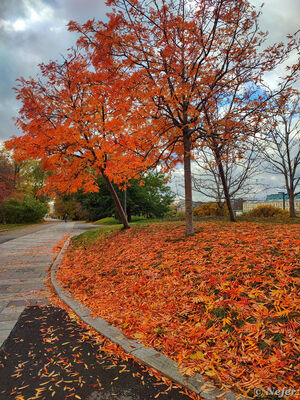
[260,89,300,217]
[6,51,149,229]
[54,195,87,220]
[70,0,299,235]
[15,159,49,202]
[0,148,15,204]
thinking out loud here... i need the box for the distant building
[243,194,300,214]
[173,200,185,213]
[173,200,203,213]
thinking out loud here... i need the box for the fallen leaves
[52,234,70,254]
[57,222,300,398]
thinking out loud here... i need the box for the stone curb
[50,236,248,400]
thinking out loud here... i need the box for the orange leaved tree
[6,50,148,229]
[69,0,299,235]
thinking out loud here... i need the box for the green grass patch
[73,219,183,247]
[71,225,122,248]
[93,216,150,225]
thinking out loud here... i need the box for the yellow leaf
[190,351,205,360]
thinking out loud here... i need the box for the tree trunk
[214,148,236,222]
[127,207,132,222]
[102,173,130,229]
[288,192,296,218]
[183,130,194,236]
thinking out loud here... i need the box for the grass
[71,225,122,248]
[93,214,300,227]
[93,216,151,225]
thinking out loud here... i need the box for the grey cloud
[0,0,299,145]
[54,0,110,24]
[0,0,27,20]
[0,0,109,141]
[250,0,300,43]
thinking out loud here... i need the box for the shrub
[246,205,289,218]
[165,207,177,219]
[176,211,186,220]
[193,203,228,217]
[3,196,48,223]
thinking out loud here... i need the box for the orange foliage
[69,0,299,234]
[5,52,151,197]
[57,222,300,397]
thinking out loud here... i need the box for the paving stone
[2,306,25,315]
[0,313,23,322]
[26,298,50,306]
[0,301,8,313]
[0,329,11,348]
[7,300,27,307]
[0,320,17,331]
[0,222,77,348]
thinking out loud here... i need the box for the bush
[246,205,289,218]
[165,207,177,219]
[176,211,186,220]
[193,203,228,217]
[3,196,48,223]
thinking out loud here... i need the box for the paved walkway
[0,222,192,400]
[0,221,55,244]
[0,221,93,347]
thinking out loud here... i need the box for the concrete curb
[50,236,248,400]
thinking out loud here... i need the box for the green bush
[3,196,48,223]
[246,205,289,218]
[165,207,177,219]
[193,203,228,217]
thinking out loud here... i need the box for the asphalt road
[0,305,192,400]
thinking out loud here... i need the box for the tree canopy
[6,0,300,234]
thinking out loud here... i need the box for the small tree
[0,149,15,204]
[193,143,260,210]
[77,171,174,221]
[6,51,148,229]
[54,196,87,220]
[16,159,49,201]
[121,171,174,220]
[0,149,16,223]
[260,90,300,217]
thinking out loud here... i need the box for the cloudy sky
[0,0,299,200]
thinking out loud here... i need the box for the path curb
[50,236,248,400]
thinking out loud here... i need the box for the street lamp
[278,191,286,210]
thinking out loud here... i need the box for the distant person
[63,213,68,223]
